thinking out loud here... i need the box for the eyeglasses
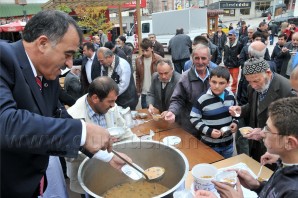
[262,125,281,135]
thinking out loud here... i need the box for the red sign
[108,0,146,9]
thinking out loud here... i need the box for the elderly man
[147,58,181,114]
[241,26,255,46]
[280,32,298,78]
[73,42,101,94]
[168,28,192,73]
[97,47,138,110]
[0,10,112,197]
[230,58,295,163]
[148,33,164,57]
[135,38,162,108]
[165,44,211,137]
[64,65,82,100]
[66,76,135,196]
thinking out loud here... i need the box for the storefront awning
[42,0,136,10]
[0,4,42,18]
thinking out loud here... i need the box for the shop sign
[220,1,251,9]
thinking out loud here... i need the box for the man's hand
[236,169,260,190]
[213,179,244,198]
[229,106,241,117]
[211,129,222,139]
[84,123,113,154]
[148,104,159,115]
[261,152,279,165]
[109,152,132,170]
[195,190,218,198]
[230,123,238,133]
[244,128,262,140]
[164,111,175,123]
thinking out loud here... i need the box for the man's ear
[91,94,99,104]
[285,136,298,150]
[36,35,50,53]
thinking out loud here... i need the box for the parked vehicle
[126,8,207,52]
[261,4,287,17]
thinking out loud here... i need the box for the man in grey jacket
[168,28,192,73]
[164,44,211,138]
[147,58,181,114]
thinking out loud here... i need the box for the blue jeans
[141,94,148,109]
[212,143,233,159]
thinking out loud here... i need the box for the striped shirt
[190,88,237,145]
[86,98,107,128]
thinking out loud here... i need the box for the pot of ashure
[78,140,189,198]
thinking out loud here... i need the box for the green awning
[0,4,42,18]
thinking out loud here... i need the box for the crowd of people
[1,9,298,198]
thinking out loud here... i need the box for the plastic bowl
[215,171,237,187]
[138,113,148,119]
[239,127,253,136]
[107,127,125,138]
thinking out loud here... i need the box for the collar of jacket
[188,67,210,82]
[225,39,239,47]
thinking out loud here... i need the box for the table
[131,109,180,136]
[185,154,274,189]
[152,128,224,170]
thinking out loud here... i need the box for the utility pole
[188,0,192,8]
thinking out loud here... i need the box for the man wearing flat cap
[229,58,295,164]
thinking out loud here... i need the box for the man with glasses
[196,97,298,198]
[229,58,295,163]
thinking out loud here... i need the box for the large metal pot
[78,140,189,198]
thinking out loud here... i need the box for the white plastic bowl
[107,127,125,138]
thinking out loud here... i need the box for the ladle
[112,150,165,181]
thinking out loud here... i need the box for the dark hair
[140,38,153,49]
[104,41,115,50]
[278,33,288,40]
[118,35,126,43]
[88,76,119,101]
[23,10,83,45]
[252,31,264,40]
[193,35,208,46]
[201,33,210,39]
[241,21,246,25]
[268,97,298,137]
[83,42,95,52]
[259,21,267,27]
[176,28,184,35]
[210,66,230,82]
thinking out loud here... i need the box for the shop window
[240,8,250,15]
[223,9,235,16]
[255,1,271,11]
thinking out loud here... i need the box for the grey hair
[23,10,83,46]
[247,26,255,32]
[248,44,266,58]
[156,58,174,69]
[192,44,211,58]
[97,47,114,58]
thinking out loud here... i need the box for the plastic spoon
[233,110,240,117]
[112,150,165,181]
